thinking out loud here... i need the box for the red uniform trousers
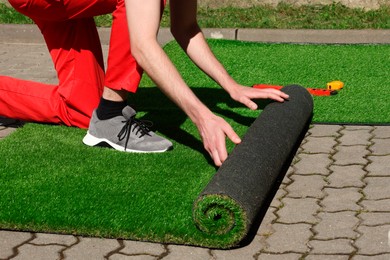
[0,0,158,128]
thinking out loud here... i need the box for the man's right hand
[195,112,241,167]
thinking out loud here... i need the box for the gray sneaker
[83,106,173,153]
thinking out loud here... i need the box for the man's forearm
[131,39,212,125]
[173,27,239,95]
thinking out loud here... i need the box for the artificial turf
[0,40,388,248]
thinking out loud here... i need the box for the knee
[8,0,28,13]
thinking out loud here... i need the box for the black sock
[96,98,128,120]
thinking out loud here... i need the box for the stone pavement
[1,25,390,259]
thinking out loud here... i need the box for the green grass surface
[156,40,389,125]
[1,2,389,29]
[0,40,389,248]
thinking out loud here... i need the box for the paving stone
[13,244,65,260]
[373,126,390,138]
[294,153,332,175]
[343,126,373,131]
[0,126,18,139]
[0,231,33,259]
[361,199,390,212]
[277,198,319,224]
[257,206,277,237]
[212,235,265,260]
[118,240,165,256]
[321,188,361,212]
[255,253,302,260]
[305,254,349,260]
[63,237,120,260]
[314,212,359,239]
[327,165,365,188]
[308,125,342,137]
[301,136,336,154]
[353,255,390,260]
[371,138,390,155]
[338,129,372,146]
[355,225,390,255]
[308,239,355,255]
[333,145,369,166]
[164,245,211,260]
[364,177,390,200]
[366,155,390,176]
[359,212,390,226]
[264,223,311,253]
[286,175,326,198]
[30,233,77,246]
[269,186,287,208]
[110,255,156,260]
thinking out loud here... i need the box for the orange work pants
[0,0,155,128]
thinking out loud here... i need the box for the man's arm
[125,0,241,166]
[169,0,289,110]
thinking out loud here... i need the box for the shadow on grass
[129,86,271,167]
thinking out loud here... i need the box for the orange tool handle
[253,84,337,96]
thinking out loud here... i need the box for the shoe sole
[82,132,172,153]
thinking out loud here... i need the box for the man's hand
[229,84,290,110]
[195,112,241,167]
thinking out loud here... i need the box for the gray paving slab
[1,25,390,259]
[286,174,326,198]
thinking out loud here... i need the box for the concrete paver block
[313,212,359,239]
[327,165,365,188]
[257,207,277,237]
[359,212,390,226]
[366,155,390,176]
[333,145,369,166]
[364,177,390,200]
[305,255,349,260]
[0,126,18,139]
[31,233,77,246]
[236,29,390,44]
[371,138,390,155]
[0,231,33,259]
[308,238,355,255]
[301,136,336,154]
[338,128,372,146]
[277,197,319,224]
[13,244,64,260]
[62,237,120,260]
[255,253,302,260]
[164,245,211,260]
[355,225,390,255]
[265,223,312,253]
[294,153,332,175]
[119,240,166,256]
[110,254,156,260]
[321,187,361,212]
[353,255,390,260]
[286,175,326,198]
[361,199,390,212]
[373,126,390,139]
[269,186,287,208]
[211,235,265,260]
[308,125,342,137]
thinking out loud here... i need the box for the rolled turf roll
[193,85,313,248]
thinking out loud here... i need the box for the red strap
[253,84,337,96]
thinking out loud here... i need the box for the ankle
[102,87,128,102]
[96,97,128,120]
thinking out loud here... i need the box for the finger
[223,124,241,144]
[252,88,289,101]
[240,96,258,110]
[211,149,222,167]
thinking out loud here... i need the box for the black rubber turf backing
[193,85,313,248]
